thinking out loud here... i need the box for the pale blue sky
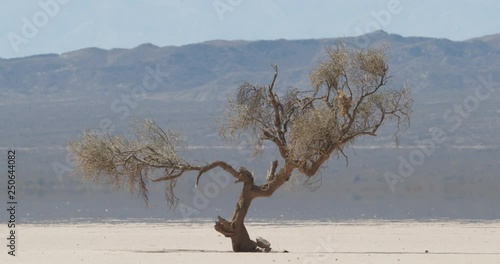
[1,0,499,58]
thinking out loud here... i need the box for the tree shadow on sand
[131,249,500,255]
[131,249,290,253]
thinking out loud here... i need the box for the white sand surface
[1,220,499,264]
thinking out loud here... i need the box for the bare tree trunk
[213,166,292,252]
[213,170,275,252]
[214,179,260,252]
[231,194,258,252]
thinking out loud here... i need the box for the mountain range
[1,30,500,100]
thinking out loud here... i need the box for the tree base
[214,216,272,252]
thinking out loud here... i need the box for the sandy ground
[1,220,499,264]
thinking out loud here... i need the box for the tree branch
[266,160,279,182]
[267,64,287,148]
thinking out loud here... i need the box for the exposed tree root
[214,216,271,252]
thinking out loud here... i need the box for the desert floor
[1,220,499,264]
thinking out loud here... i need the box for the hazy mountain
[1,30,500,99]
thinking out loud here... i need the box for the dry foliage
[69,43,412,207]
[220,43,412,178]
[68,44,412,252]
[68,119,189,205]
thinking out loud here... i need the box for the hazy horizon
[1,0,499,59]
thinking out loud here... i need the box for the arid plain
[2,220,499,264]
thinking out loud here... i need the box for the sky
[1,0,499,59]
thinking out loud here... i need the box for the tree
[69,44,412,252]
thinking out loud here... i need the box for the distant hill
[1,30,499,100]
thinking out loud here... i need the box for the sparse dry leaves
[68,118,188,204]
[69,42,412,207]
[220,42,412,179]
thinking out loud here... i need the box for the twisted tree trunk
[215,193,258,251]
[213,164,294,252]
[214,170,262,252]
